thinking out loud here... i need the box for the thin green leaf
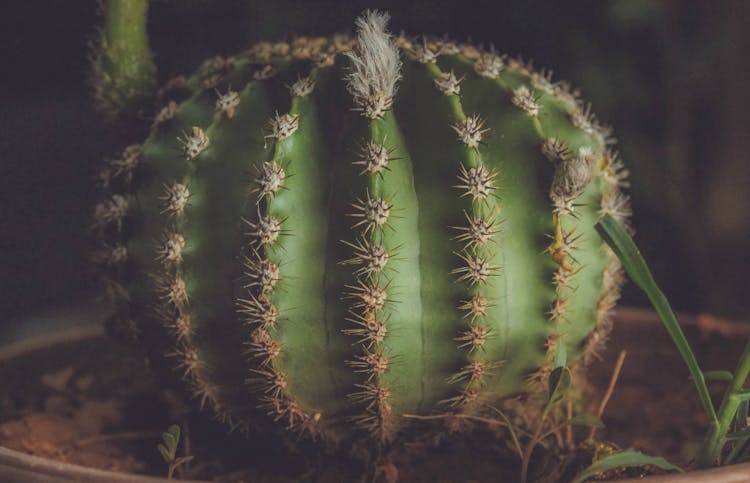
[167,424,181,441]
[594,216,650,288]
[571,450,683,483]
[569,415,605,429]
[485,405,523,458]
[595,215,717,423]
[173,455,194,470]
[161,432,176,453]
[699,370,733,382]
[736,390,750,402]
[547,366,571,408]
[161,431,174,445]
[157,443,171,463]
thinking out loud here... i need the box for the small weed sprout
[157,424,194,479]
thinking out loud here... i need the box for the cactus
[94,10,630,445]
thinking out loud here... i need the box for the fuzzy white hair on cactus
[345,10,402,119]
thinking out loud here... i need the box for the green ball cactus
[94,10,630,444]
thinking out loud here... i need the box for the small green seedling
[595,214,750,469]
[572,450,683,483]
[157,424,194,479]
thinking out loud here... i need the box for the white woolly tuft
[345,10,402,118]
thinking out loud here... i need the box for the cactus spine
[94,11,630,444]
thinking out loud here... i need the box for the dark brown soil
[1,308,746,482]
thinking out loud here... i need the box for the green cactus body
[94,12,629,443]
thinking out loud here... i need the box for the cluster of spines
[238,77,317,435]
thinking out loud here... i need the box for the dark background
[1,0,749,325]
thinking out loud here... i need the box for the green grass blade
[595,215,717,423]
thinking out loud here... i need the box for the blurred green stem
[98,0,156,119]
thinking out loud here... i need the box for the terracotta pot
[2,306,750,482]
